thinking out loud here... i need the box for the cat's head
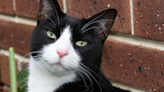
[30,0,117,75]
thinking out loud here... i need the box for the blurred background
[0,0,164,92]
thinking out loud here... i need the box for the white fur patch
[28,26,81,92]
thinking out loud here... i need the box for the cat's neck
[28,57,77,92]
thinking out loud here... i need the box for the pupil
[51,33,53,36]
[81,41,83,45]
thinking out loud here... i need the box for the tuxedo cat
[28,0,130,92]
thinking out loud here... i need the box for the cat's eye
[46,31,57,39]
[75,41,88,47]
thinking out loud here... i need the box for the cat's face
[30,0,117,75]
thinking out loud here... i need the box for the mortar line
[110,80,149,92]
[0,13,37,26]
[1,33,164,61]
[17,61,22,71]
[130,0,134,35]
[12,0,16,13]
[108,33,164,51]
[63,0,67,13]
[0,49,29,62]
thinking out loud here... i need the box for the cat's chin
[31,57,75,76]
[48,67,75,76]
[46,62,76,76]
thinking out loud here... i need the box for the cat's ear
[38,0,62,23]
[88,9,117,41]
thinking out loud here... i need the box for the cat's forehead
[56,16,88,34]
[62,15,87,28]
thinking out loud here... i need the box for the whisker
[50,0,60,25]
[3,63,29,79]
[80,63,110,86]
[31,60,49,72]
[16,62,29,71]
[78,67,94,92]
[65,60,93,92]
[24,51,43,57]
[3,73,10,77]
[31,11,56,27]
[82,26,107,33]
[81,19,114,33]
[50,23,56,29]
[76,72,89,91]
[33,55,42,58]
[17,68,29,82]
[80,66,102,92]
[38,12,57,27]
[81,11,106,31]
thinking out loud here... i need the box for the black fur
[30,0,130,92]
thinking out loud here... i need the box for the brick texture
[102,38,164,92]
[15,0,40,19]
[15,0,63,19]
[134,0,164,41]
[0,54,19,86]
[1,0,164,91]
[0,79,3,91]
[0,54,10,86]
[0,19,34,55]
[66,0,131,34]
[21,62,29,69]
[0,0,14,15]
[2,86,10,92]
[0,86,3,92]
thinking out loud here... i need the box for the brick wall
[0,0,164,92]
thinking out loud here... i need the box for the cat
[28,0,130,92]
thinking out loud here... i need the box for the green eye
[75,41,88,47]
[47,31,57,39]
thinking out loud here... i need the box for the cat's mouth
[48,61,73,71]
[46,61,76,75]
[49,61,63,66]
[50,62,64,67]
[50,61,61,65]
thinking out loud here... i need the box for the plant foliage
[17,68,29,92]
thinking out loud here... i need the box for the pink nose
[57,50,68,59]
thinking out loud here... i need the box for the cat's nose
[57,50,68,59]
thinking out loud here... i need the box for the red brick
[66,0,131,34]
[0,19,34,55]
[57,0,64,12]
[21,62,29,69]
[0,54,10,86]
[2,85,10,92]
[0,0,14,15]
[134,0,164,41]
[0,86,3,91]
[15,0,63,19]
[0,54,19,86]
[0,80,4,91]
[101,38,164,91]
[15,0,40,19]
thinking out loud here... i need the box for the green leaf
[17,68,29,88]
[18,86,28,92]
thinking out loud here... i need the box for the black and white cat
[28,0,130,92]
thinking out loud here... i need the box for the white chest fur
[28,58,77,92]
